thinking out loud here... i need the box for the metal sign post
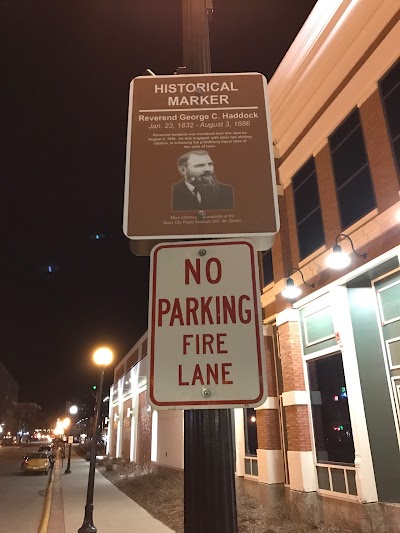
[123,2,279,531]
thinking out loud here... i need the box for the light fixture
[281,268,315,300]
[326,234,367,270]
[93,347,113,367]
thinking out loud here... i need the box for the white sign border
[148,239,267,410]
[123,72,280,241]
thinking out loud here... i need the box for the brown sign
[123,73,279,244]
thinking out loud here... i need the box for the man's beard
[187,171,220,192]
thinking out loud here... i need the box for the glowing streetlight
[62,417,71,429]
[70,405,78,415]
[78,347,113,533]
[93,347,113,367]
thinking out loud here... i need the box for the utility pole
[181,2,238,532]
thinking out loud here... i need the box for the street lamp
[78,347,113,533]
[65,407,79,475]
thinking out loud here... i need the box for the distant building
[15,402,41,437]
[0,362,19,435]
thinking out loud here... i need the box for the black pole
[182,0,211,74]
[181,2,238,532]
[78,369,104,533]
[65,442,72,474]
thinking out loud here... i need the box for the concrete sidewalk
[50,449,173,533]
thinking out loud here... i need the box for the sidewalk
[49,449,173,533]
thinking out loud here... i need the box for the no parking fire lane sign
[148,239,267,409]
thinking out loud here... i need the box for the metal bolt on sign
[198,248,207,256]
[202,388,211,398]
[197,211,206,219]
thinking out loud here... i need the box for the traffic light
[92,385,97,390]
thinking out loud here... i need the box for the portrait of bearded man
[172,150,234,211]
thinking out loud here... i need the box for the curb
[37,464,55,533]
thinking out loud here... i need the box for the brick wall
[272,194,292,282]
[360,89,399,212]
[256,409,281,450]
[265,335,277,397]
[278,321,305,393]
[314,144,341,248]
[285,405,312,451]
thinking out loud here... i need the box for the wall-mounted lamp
[326,233,367,270]
[282,268,315,300]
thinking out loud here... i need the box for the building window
[292,158,325,259]
[380,60,400,180]
[244,408,258,456]
[308,353,355,464]
[329,109,376,229]
[262,249,273,286]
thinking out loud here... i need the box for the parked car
[37,445,55,465]
[21,452,51,475]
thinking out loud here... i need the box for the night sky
[1,0,317,416]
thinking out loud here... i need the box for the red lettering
[222,296,236,323]
[206,364,219,384]
[215,296,221,324]
[203,334,214,354]
[185,258,200,285]
[222,363,233,384]
[238,295,251,324]
[183,335,193,355]
[178,365,189,386]
[191,364,204,385]
[216,333,227,354]
[206,258,222,284]
[200,296,213,324]
[186,298,199,325]
[158,299,171,326]
[170,299,184,326]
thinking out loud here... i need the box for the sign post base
[184,409,238,533]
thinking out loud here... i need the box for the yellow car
[21,452,51,475]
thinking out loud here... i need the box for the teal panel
[300,303,337,356]
[388,339,400,368]
[348,286,400,503]
[382,321,400,342]
[379,283,400,323]
[304,307,335,345]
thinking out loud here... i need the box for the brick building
[108,0,400,511]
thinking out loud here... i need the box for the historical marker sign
[148,239,267,409]
[123,73,279,248]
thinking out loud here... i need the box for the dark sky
[1,0,317,416]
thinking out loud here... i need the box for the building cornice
[269,0,400,169]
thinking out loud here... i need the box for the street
[0,443,49,532]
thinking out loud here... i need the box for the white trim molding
[330,286,378,503]
[282,391,310,407]
[263,324,274,336]
[257,449,285,485]
[287,450,316,492]
[276,308,299,327]
[255,397,279,410]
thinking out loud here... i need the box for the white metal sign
[148,239,267,409]
[68,436,73,444]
